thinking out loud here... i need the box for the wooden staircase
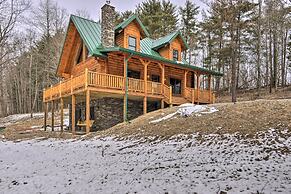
[172,96,189,105]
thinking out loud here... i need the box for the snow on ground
[150,104,219,123]
[0,113,45,128]
[0,129,290,194]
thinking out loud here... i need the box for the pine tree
[179,0,199,63]
[136,0,178,39]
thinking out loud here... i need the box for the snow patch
[150,104,219,123]
[0,129,290,193]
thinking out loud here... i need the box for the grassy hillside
[1,99,290,141]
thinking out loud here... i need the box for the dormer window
[128,36,137,51]
[173,49,179,61]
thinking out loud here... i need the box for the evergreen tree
[179,0,199,63]
[136,0,178,39]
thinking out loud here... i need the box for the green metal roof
[71,15,102,55]
[114,14,150,37]
[152,31,189,50]
[60,14,223,76]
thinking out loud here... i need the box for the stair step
[172,96,189,105]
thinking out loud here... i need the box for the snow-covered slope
[0,128,290,194]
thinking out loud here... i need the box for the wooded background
[0,0,290,117]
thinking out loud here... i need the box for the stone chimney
[101,2,115,48]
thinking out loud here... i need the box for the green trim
[97,47,223,76]
[123,54,133,122]
[152,31,189,50]
[114,14,150,37]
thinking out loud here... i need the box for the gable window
[173,49,179,61]
[128,36,137,51]
[76,45,83,64]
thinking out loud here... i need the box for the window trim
[128,36,137,51]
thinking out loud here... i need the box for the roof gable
[114,14,150,38]
[70,15,102,55]
[152,31,189,51]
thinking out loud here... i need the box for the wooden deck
[43,70,215,105]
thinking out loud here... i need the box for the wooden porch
[43,69,215,134]
[43,69,215,104]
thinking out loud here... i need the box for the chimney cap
[106,0,110,4]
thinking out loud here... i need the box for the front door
[170,78,182,95]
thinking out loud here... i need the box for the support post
[60,98,64,132]
[51,101,55,131]
[86,90,90,134]
[169,86,173,107]
[192,89,195,104]
[143,60,149,114]
[208,75,212,103]
[123,54,132,122]
[183,71,188,97]
[85,68,88,90]
[44,102,48,131]
[161,100,164,109]
[72,95,76,135]
[70,75,73,94]
[196,74,200,104]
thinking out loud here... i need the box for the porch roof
[98,47,223,76]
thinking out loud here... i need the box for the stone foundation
[69,97,160,131]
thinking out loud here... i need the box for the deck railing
[43,70,215,104]
[88,72,124,90]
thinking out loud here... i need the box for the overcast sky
[31,0,207,21]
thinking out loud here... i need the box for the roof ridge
[70,14,100,24]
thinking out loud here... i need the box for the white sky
[31,0,208,21]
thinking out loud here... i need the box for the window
[76,45,83,64]
[151,74,160,82]
[173,49,179,61]
[128,69,140,79]
[128,36,137,51]
[170,78,182,95]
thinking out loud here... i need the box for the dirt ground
[216,85,291,102]
[99,99,291,139]
[1,99,291,141]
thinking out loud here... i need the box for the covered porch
[43,53,218,134]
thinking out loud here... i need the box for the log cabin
[43,2,223,134]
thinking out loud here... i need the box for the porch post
[183,70,188,97]
[123,54,132,122]
[60,98,64,132]
[159,63,165,108]
[144,61,147,114]
[161,100,164,109]
[51,100,55,131]
[208,75,212,103]
[72,95,76,135]
[196,74,200,104]
[169,86,173,107]
[86,90,90,134]
[44,102,48,131]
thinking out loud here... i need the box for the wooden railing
[147,81,163,95]
[88,72,124,90]
[184,87,193,103]
[163,85,172,104]
[43,70,215,104]
[128,78,145,93]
